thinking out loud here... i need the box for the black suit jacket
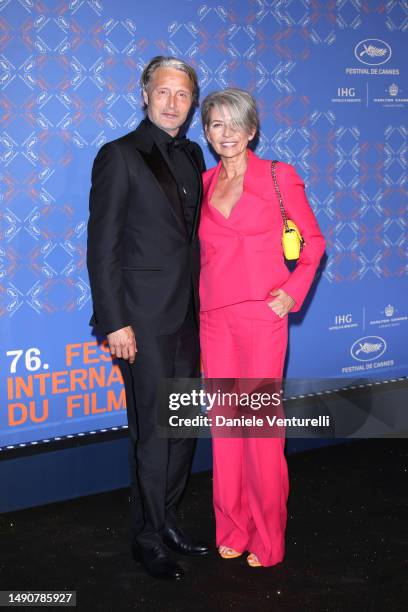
[87,119,206,336]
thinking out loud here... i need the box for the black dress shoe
[132,543,184,580]
[163,526,210,556]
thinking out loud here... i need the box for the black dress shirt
[143,117,200,236]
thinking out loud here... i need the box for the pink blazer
[199,149,326,312]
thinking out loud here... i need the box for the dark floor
[0,439,407,612]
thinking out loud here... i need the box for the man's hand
[267,289,295,318]
[107,326,137,363]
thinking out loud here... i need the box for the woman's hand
[267,289,295,318]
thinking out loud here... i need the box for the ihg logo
[337,88,356,97]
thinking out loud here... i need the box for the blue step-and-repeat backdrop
[1,0,407,449]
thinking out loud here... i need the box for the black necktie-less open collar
[167,137,191,156]
[131,119,202,241]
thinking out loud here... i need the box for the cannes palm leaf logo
[350,336,387,362]
[360,44,387,58]
[354,39,392,66]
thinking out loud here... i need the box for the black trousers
[118,299,200,548]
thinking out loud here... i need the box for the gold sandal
[247,552,262,567]
[218,545,243,559]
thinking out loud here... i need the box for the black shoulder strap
[271,160,289,232]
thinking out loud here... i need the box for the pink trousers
[200,299,289,567]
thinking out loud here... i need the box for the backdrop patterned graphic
[0,0,407,447]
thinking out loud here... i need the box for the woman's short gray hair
[201,88,259,135]
[140,56,199,108]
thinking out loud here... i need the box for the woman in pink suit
[199,89,326,567]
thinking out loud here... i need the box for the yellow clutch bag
[271,161,304,260]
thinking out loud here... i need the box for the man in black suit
[87,56,208,580]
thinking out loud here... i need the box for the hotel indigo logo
[350,336,387,362]
[354,39,392,66]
